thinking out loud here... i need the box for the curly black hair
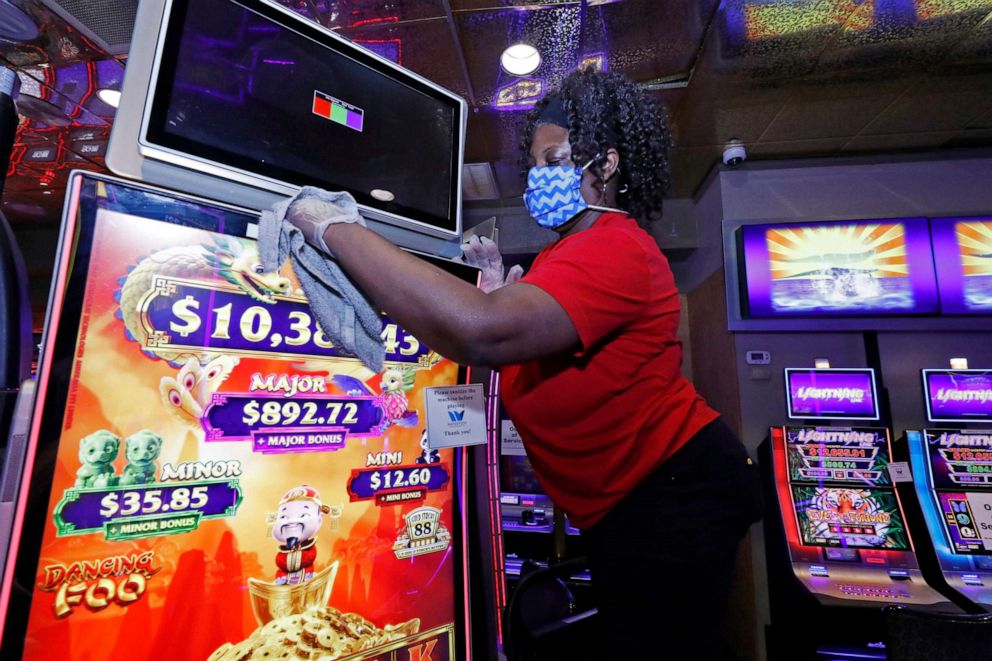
[521,69,673,223]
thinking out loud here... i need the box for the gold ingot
[247,562,339,626]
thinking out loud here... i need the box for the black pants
[582,418,763,660]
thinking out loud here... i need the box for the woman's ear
[603,148,621,182]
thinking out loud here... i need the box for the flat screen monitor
[124,0,465,240]
[785,368,880,421]
[0,172,472,660]
[791,485,910,551]
[499,454,545,496]
[923,369,992,423]
[930,216,992,315]
[740,218,938,317]
[784,426,891,486]
[923,428,992,490]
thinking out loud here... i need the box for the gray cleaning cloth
[258,187,385,372]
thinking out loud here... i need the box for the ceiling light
[500,44,541,77]
[97,88,121,108]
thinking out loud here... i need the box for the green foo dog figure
[75,430,121,488]
[119,430,164,486]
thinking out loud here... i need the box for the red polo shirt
[500,212,718,529]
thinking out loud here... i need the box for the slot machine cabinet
[902,368,992,613]
[906,429,992,612]
[0,0,501,655]
[761,368,960,659]
[491,375,589,587]
[0,173,483,660]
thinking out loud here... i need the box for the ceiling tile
[841,129,960,151]
[673,77,794,149]
[0,0,107,67]
[817,0,992,74]
[276,0,447,29]
[451,0,626,11]
[748,136,847,157]
[945,126,992,145]
[669,146,721,198]
[713,0,854,80]
[860,72,992,135]
[759,75,916,142]
[943,7,992,64]
[339,19,468,98]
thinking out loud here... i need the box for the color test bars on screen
[312,91,364,132]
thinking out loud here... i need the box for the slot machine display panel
[922,369,992,423]
[738,218,939,319]
[785,368,880,421]
[930,216,992,315]
[907,367,992,610]
[771,425,943,605]
[0,173,474,660]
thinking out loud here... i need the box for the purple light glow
[355,39,401,64]
[578,52,607,72]
[740,218,938,318]
[931,216,992,314]
[493,78,544,111]
[785,369,879,420]
[923,370,992,422]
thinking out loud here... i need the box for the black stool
[503,556,598,661]
[883,605,992,660]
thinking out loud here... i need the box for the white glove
[285,191,366,254]
[461,235,523,293]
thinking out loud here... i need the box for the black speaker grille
[46,0,138,53]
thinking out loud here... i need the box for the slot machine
[0,173,480,660]
[0,0,500,659]
[473,252,587,590]
[905,368,992,612]
[496,395,584,581]
[762,367,960,659]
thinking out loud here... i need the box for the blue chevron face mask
[523,159,595,229]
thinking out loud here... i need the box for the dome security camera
[723,140,746,167]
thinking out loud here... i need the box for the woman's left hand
[286,194,366,254]
[461,235,524,293]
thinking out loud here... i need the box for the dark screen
[145,0,460,232]
[500,454,545,495]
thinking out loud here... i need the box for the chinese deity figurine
[272,485,330,585]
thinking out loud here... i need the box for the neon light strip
[883,427,917,553]
[459,445,472,660]
[0,174,83,635]
[487,371,507,646]
[772,428,803,546]
[909,430,955,560]
[460,365,473,661]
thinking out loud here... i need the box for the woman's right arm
[319,223,579,367]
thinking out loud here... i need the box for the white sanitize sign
[424,384,487,449]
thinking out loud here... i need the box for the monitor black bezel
[142,0,463,236]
